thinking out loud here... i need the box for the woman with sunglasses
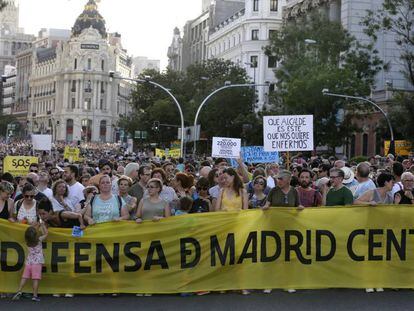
[14,184,38,225]
[190,177,212,213]
[0,181,15,222]
[248,176,267,209]
[135,178,171,223]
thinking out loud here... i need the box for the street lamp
[322,89,395,156]
[109,71,185,157]
[193,82,270,157]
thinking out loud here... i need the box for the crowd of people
[1,141,413,301]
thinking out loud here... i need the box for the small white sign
[212,137,241,159]
[32,135,52,151]
[263,115,314,152]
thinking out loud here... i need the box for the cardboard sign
[64,146,80,163]
[242,146,279,163]
[384,140,412,156]
[155,148,181,158]
[263,115,314,152]
[32,135,52,151]
[4,156,39,176]
[212,137,241,159]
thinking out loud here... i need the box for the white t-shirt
[392,182,403,197]
[50,196,75,212]
[209,185,221,199]
[68,182,85,207]
[267,176,276,189]
[40,187,53,199]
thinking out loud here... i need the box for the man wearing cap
[263,170,300,208]
[353,163,376,200]
[325,168,354,206]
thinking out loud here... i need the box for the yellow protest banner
[3,156,38,176]
[155,148,181,158]
[384,140,412,156]
[1,206,414,294]
[64,146,80,163]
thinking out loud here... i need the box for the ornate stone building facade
[0,0,34,75]
[207,0,284,110]
[27,0,133,143]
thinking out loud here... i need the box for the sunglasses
[30,170,38,173]
[24,195,35,199]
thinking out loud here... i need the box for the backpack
[89,195,123,217]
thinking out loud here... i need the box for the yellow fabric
[1,206,414,294]
[221,189,242,212]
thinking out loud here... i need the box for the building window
[84,98,91,110]
[66,119,74,141]
[87,58,92,70]
[253,0,259,11]
[269,30,277,39]
[250,56,258,67]
[100,98,104,110]
[71,98,76,109]
[375,132,382,155]
[268,56,278,68]
[101,59,104,71]
[100,120,107,142]
[85,80,92,92]
[362,133,368,156]
[71,80,76,92]
[251,29,259,40]
[101,81,105,93]
[350,135,356,158]
[270,0,278,11]
[74,59,77,70]
[81,119,92,142]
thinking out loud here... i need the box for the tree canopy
[363,0,414,143]
[264,14,383,150]
[123,59,258,151]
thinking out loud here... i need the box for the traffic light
[152,121,159,131]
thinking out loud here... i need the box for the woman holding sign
[215,168,248,212]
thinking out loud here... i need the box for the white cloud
[18,0,201,69]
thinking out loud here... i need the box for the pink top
[26,242,44,265]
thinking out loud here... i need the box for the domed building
[28,0,134,143]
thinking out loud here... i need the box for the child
[12,221,48,302]
[175,196,193,216]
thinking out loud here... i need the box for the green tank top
[142,198,166,220]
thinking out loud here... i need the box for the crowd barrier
[1,206,414,294]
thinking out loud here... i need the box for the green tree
[363,0,414,142]
[125,59,258,151]
[264,14,383,151]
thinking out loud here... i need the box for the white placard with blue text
[212,137,241,159]
[263,115,314,152]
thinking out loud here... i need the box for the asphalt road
[1,289,413,311]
